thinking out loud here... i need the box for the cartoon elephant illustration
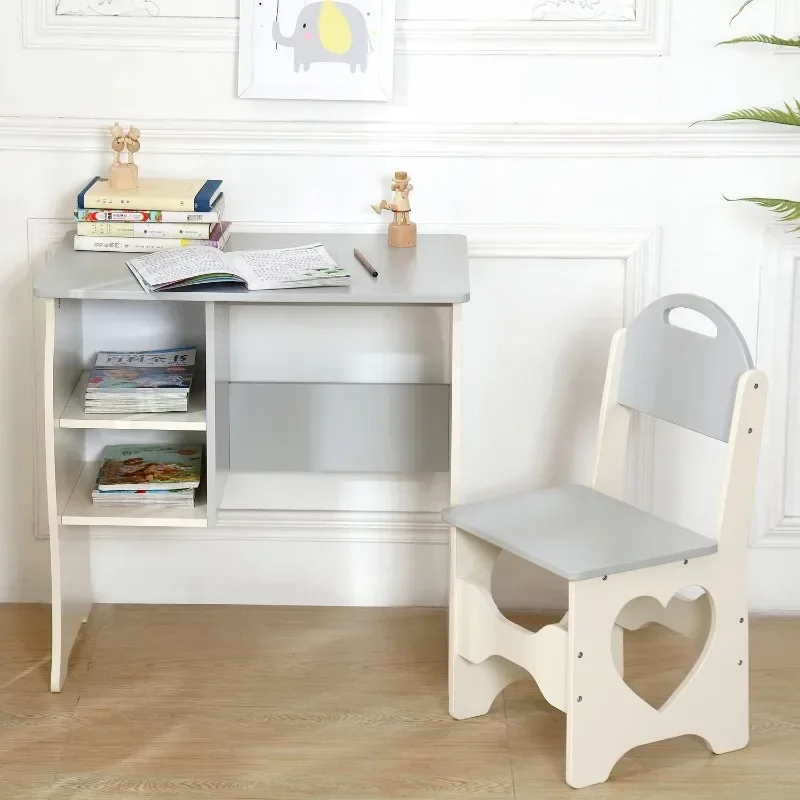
[272,1,372,73]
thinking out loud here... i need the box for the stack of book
[85,347,196,414]
[74,177,229,253]
[92,444,203,508]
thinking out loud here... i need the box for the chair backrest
[616,294,754,442]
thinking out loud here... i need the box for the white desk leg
[448,303,463,707]
[448,303,462,508]
[43,299,92,692]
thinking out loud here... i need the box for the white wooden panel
[56,0,234,17]
[36,0,667,54]
[753,232,800,551]
[221,471,449,512]
[782,259,800,518]
[401,0,635,21]
[8,0,800,612]
[79,301,206,368]
[56,0,639,21]
[229,305,450,384]
[460,257,625,504]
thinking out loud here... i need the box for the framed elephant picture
[238,0,397,101]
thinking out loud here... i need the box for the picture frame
[238,0,396,102]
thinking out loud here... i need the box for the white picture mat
[238,0,396,101]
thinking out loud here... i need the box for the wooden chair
[442,294,767,789]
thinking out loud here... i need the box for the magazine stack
[85,347,196,414]
[92,444,203,508]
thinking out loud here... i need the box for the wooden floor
[1,605,799,799]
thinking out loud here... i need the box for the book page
[126,247,234,287]
[227,244,340,290]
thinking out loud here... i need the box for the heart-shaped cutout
[615,587,713,711]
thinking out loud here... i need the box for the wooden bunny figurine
[372,171,417,248]
[108,122,141,191]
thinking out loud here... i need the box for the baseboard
[84,537,569,607]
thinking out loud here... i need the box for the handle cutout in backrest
[665,307,718,339]
[617,294,753,442]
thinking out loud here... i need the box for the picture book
[91,480,196,507]
[96,444,203,492]
[87,347,196,393]
[74,194,225,223]
[74,222,231,253]
[126,243,351,292]
[78,177,223,213]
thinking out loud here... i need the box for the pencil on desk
[354,248,378,278]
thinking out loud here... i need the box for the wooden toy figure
[108,123,142,191]
[372,171,417,248]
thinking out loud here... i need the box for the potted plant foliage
[715,0,800,227]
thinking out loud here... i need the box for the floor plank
[0,605,798,798]
[0,772,55,800]
[0,695,74,773]
[0,603,109,702]
[57,698,512,798]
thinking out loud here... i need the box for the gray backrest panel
[617,294,753,442]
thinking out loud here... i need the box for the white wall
[3,0,800,610]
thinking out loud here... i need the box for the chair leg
[561,613,623,677]
[449,527,524,720]
[693,608,749,756]
[565,579,624,789]
[564,559,750,789]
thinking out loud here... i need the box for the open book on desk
[126,243,351,292]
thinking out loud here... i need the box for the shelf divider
[205,302,230,527]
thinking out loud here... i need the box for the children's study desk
[33,232,469,691]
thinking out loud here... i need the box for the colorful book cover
[74,194,225,223]
[96,444,203,491]
[78,177,223,212]
[87,347,196,393]
[76,221,214,240]
[74,222,231,253]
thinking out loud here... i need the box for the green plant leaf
[711,100,800,126]
[719,33,800,47]
[725,196,800,222]
[730,0,757,23]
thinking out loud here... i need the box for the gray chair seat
[442,484,717,581]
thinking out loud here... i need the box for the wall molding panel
[56,0,226,16]
[55,0,638,19]
[531,0,635,21]
[753,227,800,548]
[2,117,795,158]
[27,219,660,545]
[28,0,669,54]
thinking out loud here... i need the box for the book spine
[77,222,212,239]
[194,180,223,211]
[73,235,227,253]
[209,221,231,243]
[77,176,102,209]
[74,206,223,223]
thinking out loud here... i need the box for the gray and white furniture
[443,294,767,789]
[34,232,469,691]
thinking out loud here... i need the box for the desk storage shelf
[34,231,469,691]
